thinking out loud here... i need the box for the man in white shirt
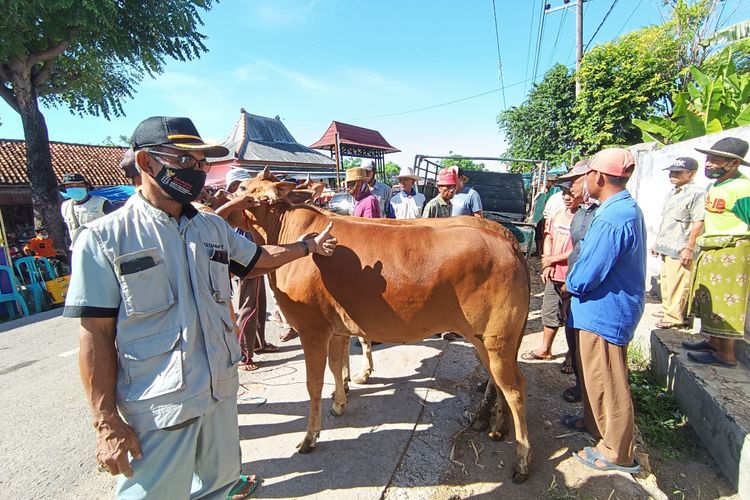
[387,167,425,219]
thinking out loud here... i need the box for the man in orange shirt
[23,227,59,259]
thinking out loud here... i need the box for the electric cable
[532,0,547,84]
[585,0,621,51]
[491,0,507,109]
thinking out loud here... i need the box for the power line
[523,0,538,93]
[548,7,569,66]
[614,0,643,38]
[585,0,621,51]
[532,0,547,84]
[491,0,507,109]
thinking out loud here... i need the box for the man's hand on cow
[94,414,142,478]
[228,193,262,211]
[311,222,337,256]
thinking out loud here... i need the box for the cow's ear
[310,182,324,201]
[258,166,274,180]
[272,181,297,200]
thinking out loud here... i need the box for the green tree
[441,155,487,171]
[497,64,577,172]
[342,157,362,169]
[572,25,681,153]
[0,0,215,244]
[383,161,400,180]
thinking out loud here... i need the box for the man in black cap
[60,172,114,247]
[650,157,705,329]
[683,137,750,367]
[64,116,337,498]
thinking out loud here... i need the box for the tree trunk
[15,81,67,253]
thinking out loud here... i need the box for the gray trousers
[115,396,240,499]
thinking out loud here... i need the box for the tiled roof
[0,139,129,186]
[309,121,400,153]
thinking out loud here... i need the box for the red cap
[589,148,635,177]
[437,168,458,186]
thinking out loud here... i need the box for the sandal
[562,387,582,403]
[681,339,716,352]
[560,414,587,432]
[255,343,279,353]
[687,351,737,368]
[227,474,258,499]
[278,328,299,342]
[573,446,640,474]
[239,361,260,371]
[520,350,552,361]
[656,320,685,329]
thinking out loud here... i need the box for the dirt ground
[430,257,737,500]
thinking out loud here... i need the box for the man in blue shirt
[451,167,483,217]
[563,148,645,474]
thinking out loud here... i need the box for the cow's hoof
[330,401,346,416]
[296,434,318,454]
[511,465,530,484]
[471,418,489,432]
[488,429,507,441]
[352,372,370,384]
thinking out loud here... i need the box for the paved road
[0,298,732,499]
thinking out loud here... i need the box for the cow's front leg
[328,335,348,416]
[352,337,373,384]
[297,335,328,454]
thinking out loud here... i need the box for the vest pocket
[209,260,231,303]
[115,249,174,316]
[120,326,184,401]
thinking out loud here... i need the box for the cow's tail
[515,252,532,358]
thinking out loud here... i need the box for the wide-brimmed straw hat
[345,167,369,183]
[396,166,420,181]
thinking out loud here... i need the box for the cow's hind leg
[352,337,373,384]
[488,352,531,483]
[327,335,348,416]
[297,334,329,454]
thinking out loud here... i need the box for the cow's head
[227,167,324,243]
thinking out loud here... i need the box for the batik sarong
[690,236,750,339]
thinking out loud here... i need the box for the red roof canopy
[309,121,400,154]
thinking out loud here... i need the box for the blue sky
[1,0,748,170]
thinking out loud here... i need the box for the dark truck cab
[414,155,548,257]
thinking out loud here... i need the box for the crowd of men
[54,112,749,499]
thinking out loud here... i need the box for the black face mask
[152,162,206,204]
[704,166,728,179]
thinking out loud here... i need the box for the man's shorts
[541,280,570,329]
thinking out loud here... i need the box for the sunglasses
[148,150,210,172]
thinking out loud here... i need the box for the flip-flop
[656,321,687,329]
[560,414,587,432]
[254,343,279,353]
[573,446,640,474]
[227,474,258,500]
[687,351,737,367]
[278,329,299,342]
[520,351,552,361]
[562,387,582,403]
[681,340,716,352]
[238,361,260,371]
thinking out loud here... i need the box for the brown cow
[231,169,532,482]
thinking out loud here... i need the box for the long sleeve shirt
[353,190,381,218]
[566,190,647,345]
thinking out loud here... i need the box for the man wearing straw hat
[387,166,425,219]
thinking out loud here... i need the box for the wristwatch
[300,239,310,256]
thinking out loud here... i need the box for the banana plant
[633,47,750,145]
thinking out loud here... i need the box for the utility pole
[544,0,584,96]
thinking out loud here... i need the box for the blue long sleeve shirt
[566,190,647,345]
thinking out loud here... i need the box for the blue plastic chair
[13,257,51,313]
[0,265,30,319]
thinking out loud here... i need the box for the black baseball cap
[695,137,749,166]
[663,157,698,172]
[61,172,90,186]
[130,116,229,158]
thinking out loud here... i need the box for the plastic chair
[14,256,44,285]
[0,265,30,319]
[34,257,58,281]
[13,257,51,313]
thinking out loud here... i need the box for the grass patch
[628,344,696,461]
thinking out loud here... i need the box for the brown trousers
[236,275,267,363]
[659,255,694,324]
[577,329,635,465]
